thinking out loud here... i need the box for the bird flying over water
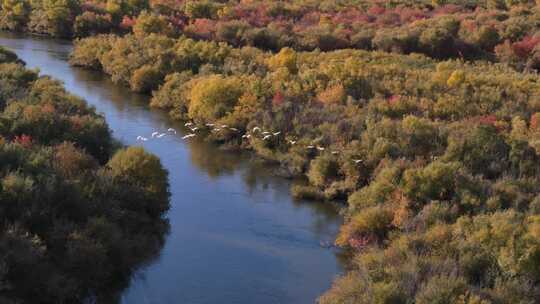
[167,128,176,134]
[151,131,159,138]
[156,133,167,138]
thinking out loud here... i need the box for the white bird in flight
[185,122,193,127]
[273,132,281,136]
[206,123,215,127]
[156,133,167,138]
[136,136,148,141]
[262,135,272,140]
[242,134,251,139]
[167,128,176,134]
[353,159,363,164]
[252,127,261,132]
[151,131,159,138]
[288,140,296,145]
[182,134,196,139]
[317,146,325,151]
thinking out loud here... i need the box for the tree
[107,146,168,199]
[0,0,30,30]
[133,11,175,38]
[307,154,339,187]
[267,47,298,74]
[73,12,112,37]
[188,75,244,121]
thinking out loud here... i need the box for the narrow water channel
[0,32,343,304]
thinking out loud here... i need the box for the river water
[0,32,343,304]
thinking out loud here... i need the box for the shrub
[290,184,325,201]
[415,275,468,304]
[336,206,394,246]
[133,11,175,38]
[307,154,339,187]
[187,75,245,121]
[108,146,168,200]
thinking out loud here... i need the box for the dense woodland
[4,0,540,303]
[8,0,540,69]
[0,46,170,303]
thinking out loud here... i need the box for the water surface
[0,32,343,304]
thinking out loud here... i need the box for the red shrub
[476,114,497,126]
[368,5,385,16]
[531,113,540,131]
[13,135,33,148]
[512,36,540,59]
[272,91,285,106]
[348,234,377,250]
[120,16,136,30]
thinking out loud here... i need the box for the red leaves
[272,91,285,106]
[476,114,497,126]
[367,5,385,16]
[188,18,217,39]
[348,234,377,250]
[387,94,400,106]
[530,113,540,131]
[512,36,540,59]
[13,135,33,148]
[120,16,136,30]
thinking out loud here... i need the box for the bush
[290,184,325,201]
[187,75,245,121]
[108,146,168,201]
[415,275,468,304]
[133,11,175,38]
[336,206,394,246]
[307,154,339,187]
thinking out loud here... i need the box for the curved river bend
[0,33,343,304]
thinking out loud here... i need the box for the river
[0,32,343,304]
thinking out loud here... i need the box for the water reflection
[0,32,344,304]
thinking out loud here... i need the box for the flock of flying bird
[136,122,364,164]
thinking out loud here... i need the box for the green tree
[133,11,175,38]
[188,75,244,121]
[107,146,168,199]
